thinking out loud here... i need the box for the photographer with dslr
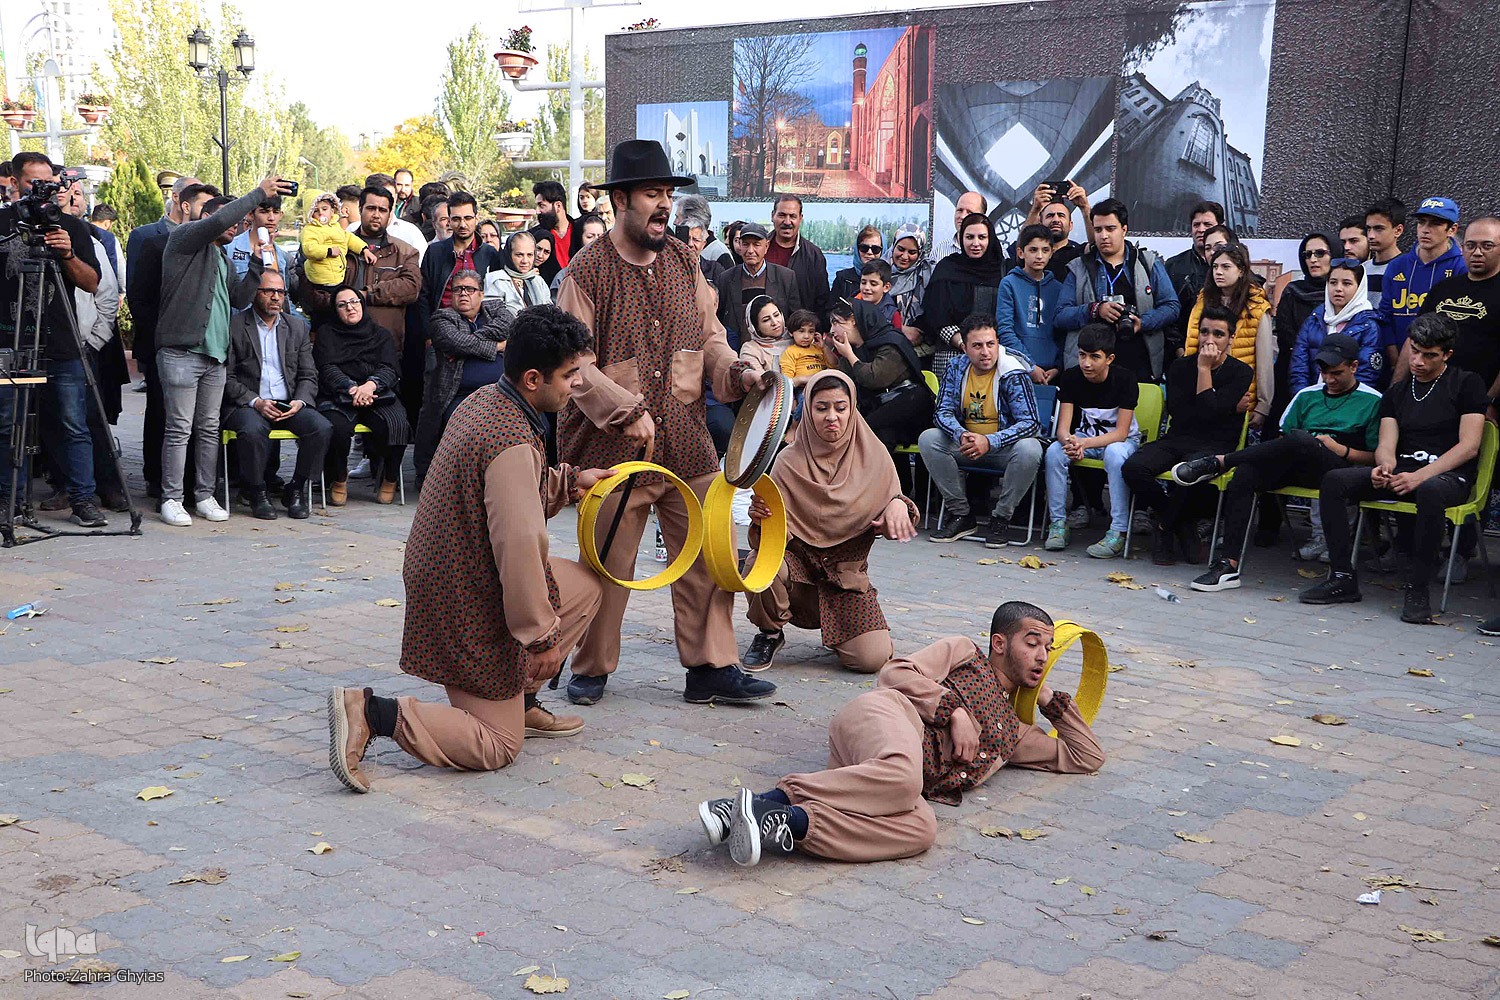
[0,152,103,526]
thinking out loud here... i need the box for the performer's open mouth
[648,213,668,237]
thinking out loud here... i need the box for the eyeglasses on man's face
[451,285,481,296]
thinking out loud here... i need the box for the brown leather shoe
[524,702,584,738]
[376,481,397,505]
[328,687,373,792]
[329,480,348,506]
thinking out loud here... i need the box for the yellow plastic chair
[319,423,407,506]
[219,428,320,514]
[1071,380,1163,489]
[1122,406,1250,561]
[1350,421,1497,612]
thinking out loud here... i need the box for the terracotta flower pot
[77,105,110,125]
[2,109,36,130]
[492,49,538,81]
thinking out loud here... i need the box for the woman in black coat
[917,213,1007,377]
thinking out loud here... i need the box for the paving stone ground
[2,397,1498,999]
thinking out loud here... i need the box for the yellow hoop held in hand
[1010,619,1108,735]
[577,462,703,591]
[702,474,787,593]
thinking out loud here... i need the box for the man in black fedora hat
[555,139,778,708]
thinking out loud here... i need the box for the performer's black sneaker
[743,631,785,672]
[698,796,734,846]
[1171,456,1222,486]
[1299,571,1362,605]
[728,787,795,867]
[1400,584,1434,625]
[683,664,776,704]
[566,673,608,706]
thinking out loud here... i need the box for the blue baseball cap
[1413,196,1459,224]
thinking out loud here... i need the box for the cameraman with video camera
[0,152,104,526]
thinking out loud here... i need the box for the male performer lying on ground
[698,600,1105,865]
[328,305,615,792]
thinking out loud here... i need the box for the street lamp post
[298,155,320,191]
[187,26,255,191]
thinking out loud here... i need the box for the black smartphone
[272,400,293,413]
[1046,179,1073,202]
[281,180,300,197]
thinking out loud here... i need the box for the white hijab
[1323,264,1374,333]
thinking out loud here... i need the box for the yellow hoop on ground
[577,461,703,591]
[702,474,788,593]
[1010,619,1108,734]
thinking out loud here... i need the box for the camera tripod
[2,248,142,546]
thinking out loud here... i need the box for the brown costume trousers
[746,566,893,673]
[572,472,738,676]
[392,559,601,771]
[778,688,937,862]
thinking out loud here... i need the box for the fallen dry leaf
[1166,810,1188,817]
[1147,930,1171,941]
[200,598,237,606]
[1052,877,1070,885]
[1017,828,1047,841]
[218,661,246,669]
[1353,812,1367,821]
[1106,663,1127,673]
[1482,935,1500,948]
[522,973,570,994]
[0,814,19,826]
[1080,885,1097,896]
[1268,735,1303,747]
[1105,571,1146,590]
[961,916,985,925]
[620,773,654,788]
[1309,713,1347,726]
[1018,555,1046,569]
[308,842,334,855]
[979,826,1014,839]
[663,992,691,1000]
[275,625,308,633]
[170,868,228,886]
[267,951,301,962]
[513,966,541,976]
[219,955,249,963]
[1174,831,1213,844]
[1397,925,1452,943]
[1296,568,1322,579]
[1407,668,1435,677]
[374,598,401,607]
[675,887,699,895]
[273,582,297,591]
[136,786,173,801]
[139,656,177,664]
[975,558,999,566]
[1242,617,1257,624]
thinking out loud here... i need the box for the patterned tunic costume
[556,234,756,675]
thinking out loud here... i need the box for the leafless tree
[733,34,818,197]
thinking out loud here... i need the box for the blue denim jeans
[1045,438,1139,532]
[0,358,95,506]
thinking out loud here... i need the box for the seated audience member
[1043,323,1140,558]
[740,371,919,675]
[476,220,502,253]
[1054,199,1180,381]
[699,601,1103,866]
[824,298,931,452]
[920,313,1044,547]
[919,212,1006,378]
[527,227,558,287]
[1174,333,1383,592]
[1122,306,1253,565]
[485,231,552,308]
[997,223,1065,383]
[221,269,332,520]
[1300,314,1487,624]
[714,222,801,345]
[738,294,793,371]
[416,270,516,479]
[887,223,934,352]
[1182,244,1273,428]
[832,226,884,305]
[857,258,900,327]
[1289,258,1383,395]
[316,288,411,505]
[776,306,827,390]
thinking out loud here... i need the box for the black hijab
[935,213,1007,284]
[314,290,397,378]
[920,213,1006,336]
[1276,232,1336,350]
[529,226,560,284]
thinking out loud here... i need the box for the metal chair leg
[1440,519,1462,612]
[1124,497,1136,560]
[1351,508,1366,580]
[1207,487,1226,565]
[1237,493,1257,570]
[221,443,230,514]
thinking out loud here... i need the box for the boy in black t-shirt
[1043,323,1140,557]
[1121,306,1253,565]
[1301,314,1488,623]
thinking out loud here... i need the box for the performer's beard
[625,209,669,252]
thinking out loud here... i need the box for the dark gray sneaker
[565,673,608,706]
[1171,456,1223,486]
[698,796,734,846]
[743,631,785,672]
[683,664,776,704]
[70,501,107,528]
[727,787,795,867]
[1299,571,1362,605]
[929,514,977,542]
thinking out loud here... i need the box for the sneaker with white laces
[194,497,229,522]
[727,787,795,867]
[698,796,734,846]
[159,499,192,526]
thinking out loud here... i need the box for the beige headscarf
[769,370,903,548]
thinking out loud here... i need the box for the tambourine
[1010,619,1108,734]
[723,371,793,487]
[576,464,787,593]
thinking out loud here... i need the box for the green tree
[94,155,163,235]
[525,43,605,187]
[435,25,510,193]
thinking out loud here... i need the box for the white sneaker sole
[1189,577,1241,593]
[699,800,728,846]
[327,688,369,793]
[727,787,761,867]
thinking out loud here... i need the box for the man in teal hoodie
[996,224,1064,383]
[1378,195,1466,382]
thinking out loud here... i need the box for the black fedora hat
[593,139,695,190]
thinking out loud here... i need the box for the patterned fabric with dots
[921,643,1023,806]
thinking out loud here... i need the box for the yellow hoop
[577,462,704,591]
[702,474,788,593]
[1010,619,1108,734]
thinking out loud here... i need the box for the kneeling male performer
[329,305,615,792]
[698,601,1105,865]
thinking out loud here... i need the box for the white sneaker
[159,499,192,526]
[350,458,373,480]
[1297,538,1329,563]
[194,497,229,522]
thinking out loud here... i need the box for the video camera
[11,177,65,239]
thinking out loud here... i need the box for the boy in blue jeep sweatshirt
[1377,195,1466,382]
[996,224,1064,383]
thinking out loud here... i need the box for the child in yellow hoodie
[301,192,375,294]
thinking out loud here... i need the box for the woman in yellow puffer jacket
[1183,243,1273,427]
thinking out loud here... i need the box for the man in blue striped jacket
[918,312,1044,547]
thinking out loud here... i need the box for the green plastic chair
[1350,421,1498,612]
[220,427,320,513]
[894,370,941,520]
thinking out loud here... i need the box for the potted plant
[1,97,36,130]
[494,119,536,158]
[75,92,112,125]
[622,17,661,31]
[493,25,539,81]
